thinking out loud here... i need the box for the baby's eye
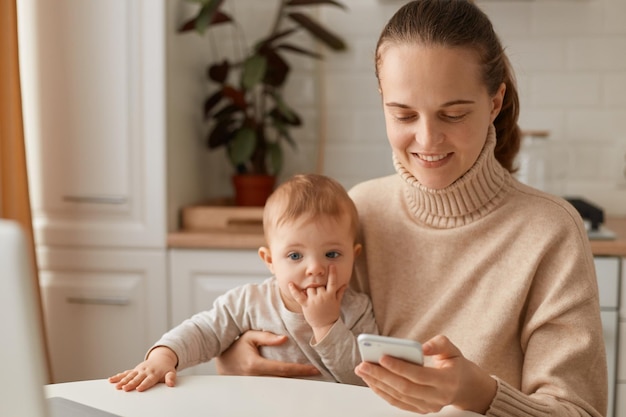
[288,252,302,261]
[326,251,341,259]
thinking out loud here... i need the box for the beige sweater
[152,277,378,386]
[349,126,607,417]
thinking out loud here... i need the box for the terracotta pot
[232,174,276,207]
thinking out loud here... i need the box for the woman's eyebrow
[384,102,411,108]
[441,99,475,107]
[384,99,475,109]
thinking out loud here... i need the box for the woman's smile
[416,152,450,162]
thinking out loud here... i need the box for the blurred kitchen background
[167,0,626,223]
[14,0,626,408]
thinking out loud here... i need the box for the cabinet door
[168,249,268,375]
[617,258,626,417]
[602,310,618,417]
[38,247,168,383]
[18,0,166,248]
[594,256,620,417]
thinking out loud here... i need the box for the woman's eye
[394,114,416,122]
[326,251,340,259]
[288,253,302,261]
[442,113,466,122]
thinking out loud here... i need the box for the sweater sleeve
[312,290,379,386]
[488,377,602,417]
[486,209,607,417]
[149,285,252,371]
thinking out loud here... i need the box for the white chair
[0,219,49,417]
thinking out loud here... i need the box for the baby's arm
[288,264,346,343]
[108,346,178,392]
[314,290,378,385]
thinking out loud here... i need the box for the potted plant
[179,0,348,206]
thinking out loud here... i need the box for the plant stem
[268,0,288,37]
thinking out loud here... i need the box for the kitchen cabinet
[17,0,170,382]
[38,247,167,383]
[19,0,166,249]
[595,256,620,417]
[616,258,626,417]
[168,249,268,375]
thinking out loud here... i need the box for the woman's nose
[415,118,443,147]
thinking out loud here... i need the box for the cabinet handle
[63,195,127,205]
[66,296,130,306]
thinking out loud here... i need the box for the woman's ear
[258,246,274,273]
[354,243,363,258]
[490,82,506,123]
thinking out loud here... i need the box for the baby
[109,173,378,391]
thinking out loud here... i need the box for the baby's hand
[108,346,178,392]
[288,265,347,342]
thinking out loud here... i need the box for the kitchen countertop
[168,226,266,250]
[590,217,626,257]
[168,216,626,257]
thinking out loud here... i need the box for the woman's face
[378,43,505,190]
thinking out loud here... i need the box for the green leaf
[287,12,347,51]
[267,142,283,175]
[194,0,225,34]
[207,118,235,149]
[271,93,301,125]
[228,128,257,165]
[257,29,298,49]
[207,60,229,83]
[179,10,231,33]
[276,43,322,59]
[204,90,224,119]
[261,49,290,87]
[213,103,241,120]
[241,54,268,90]
[275,122,297,149]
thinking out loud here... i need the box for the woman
[217,1,607,416]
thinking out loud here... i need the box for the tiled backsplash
[168,0,626,215]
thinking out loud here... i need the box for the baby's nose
[306,259,326,276]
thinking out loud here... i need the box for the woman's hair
[375,0,521,173]
[263,173,360,242]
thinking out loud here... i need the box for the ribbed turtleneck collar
[393,124,511,229]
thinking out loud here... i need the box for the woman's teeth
[418,153,448,162]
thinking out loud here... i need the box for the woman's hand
[108,346,178,392]
[355,335,497,414]
[216,330,321,377]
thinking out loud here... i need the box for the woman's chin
[414,174,455,190]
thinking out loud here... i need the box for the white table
[46,375,483,417]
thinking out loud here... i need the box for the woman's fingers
[216,330,320,377]
[422,334,461,363]
[356,361,441,414]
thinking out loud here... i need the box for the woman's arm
[216,330,321,377]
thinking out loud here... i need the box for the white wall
[168,0,626,216]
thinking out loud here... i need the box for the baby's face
[261,214,360,313]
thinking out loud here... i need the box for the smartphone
[357,334,423,365]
